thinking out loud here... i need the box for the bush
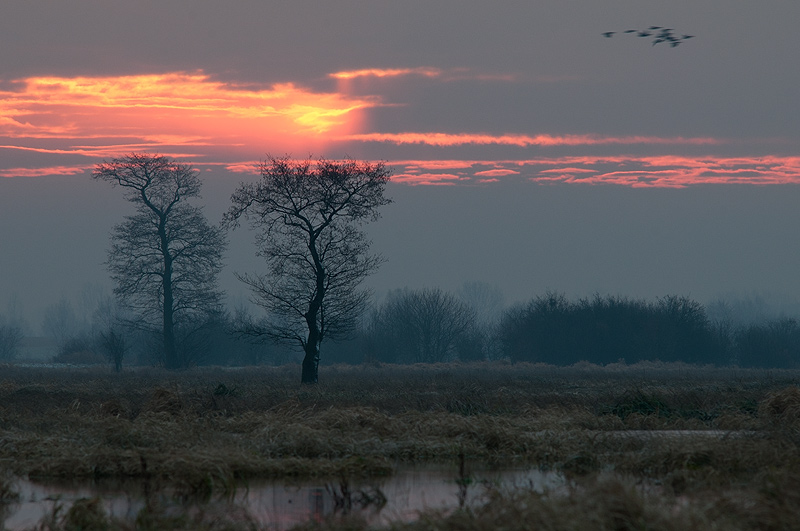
[368,288,478,363]
[98,328,127,372]
[0,323,23,361]
[735,318,800,369]
[52,336,105,365]
[498,293,723,366]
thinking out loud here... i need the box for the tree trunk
[301,341,320,384]
[301,299,322,383]
[302,243,325,384]
[161,224,177,369]
[163,276,177,369]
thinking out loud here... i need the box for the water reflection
[2,465,564,530]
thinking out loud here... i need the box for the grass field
[1,361,799,529]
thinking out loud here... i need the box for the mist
[4,168,800,364]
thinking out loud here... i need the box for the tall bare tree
[226,156,392,383]
[94,153,226,369]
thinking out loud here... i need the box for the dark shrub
[52,336,105,365]
[499,293,722,366]
[735,318,800,368]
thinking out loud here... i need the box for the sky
[2,1,800,331]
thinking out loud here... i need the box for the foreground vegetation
[1,362,800,529]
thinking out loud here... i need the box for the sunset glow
[8,1,800,348]
[1,68,798,188]
[0,72,374,163]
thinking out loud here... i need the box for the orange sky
[1,70,799,187]
[0,72,372,163]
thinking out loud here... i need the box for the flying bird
[603,26,695,48]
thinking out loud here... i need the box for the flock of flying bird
[602,26,695,47]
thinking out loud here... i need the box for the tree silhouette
[94,153,225,369]
[0,315,23,361]
[370,288,477,363]
[226,156,392,383]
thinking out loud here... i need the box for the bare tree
[88,294,132,371]
[457,281,505,326]
[41,298,78,346]
[94,153,226,369]
[0,295,26,361]
[226,156,392,383]
[98,328,128,372]
[457,282,506,361]
[370,288,477,363]
[0,315,23,361]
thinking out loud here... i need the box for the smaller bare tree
[0,316,24,361]
[98,328,128,372]
[371,288,477,363]
[41,298,79,347]
[94,153,226,369]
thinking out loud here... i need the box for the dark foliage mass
[496,292,800,368]
[47,310,289,370]
[498,293,721,365]
[734,318,800,368]
[39,285,800,370]
[0,320,23,361]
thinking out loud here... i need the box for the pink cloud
[344,132,723,147]
[0,165,89,178]
[392,172,469,186]
[330,67,515,83]
[538,167,598,174]
[329,67,442,80]
[224,162,260,174]
[0,143,200,159]
[474,169,520,177]
[392,160,479,171]
[383,155,800,187]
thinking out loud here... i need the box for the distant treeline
[4,289,800,369]
[322,290,800,369]
[491,293,796,367]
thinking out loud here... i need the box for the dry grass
[1,362,800,529]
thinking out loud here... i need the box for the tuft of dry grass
[141,387,185,416]
[758,385,800,425]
